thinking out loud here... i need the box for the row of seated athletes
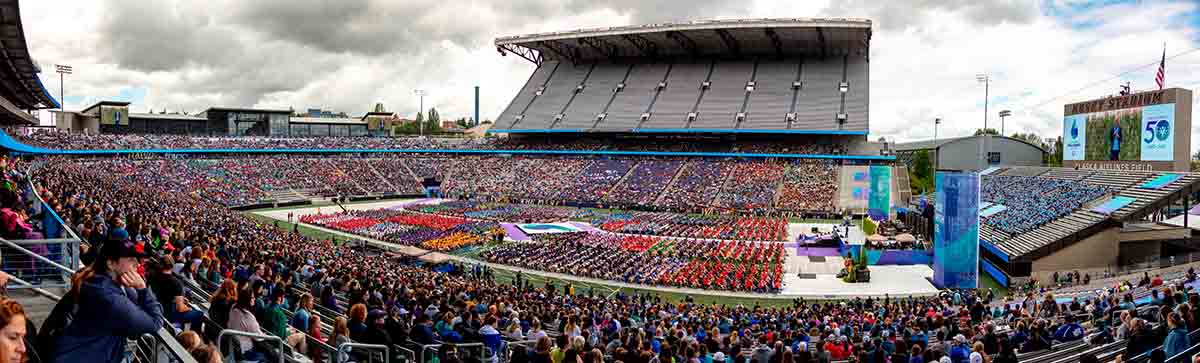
[7,152,1200,363]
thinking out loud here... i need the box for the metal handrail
[0,237,75,274]
[216,329,287,363]
[338,342,391,363]
[25,160,82,242]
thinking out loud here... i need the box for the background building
[894,135,1046,171]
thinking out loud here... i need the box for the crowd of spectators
[13,128,849,156]
[10,153,1200,363]
[602,160,685,206]
[982,175,1112,234]
[71,155,848,215]
[714,161,786,212]
[775,162,839,212]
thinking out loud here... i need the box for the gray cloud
[821,0,1038,31]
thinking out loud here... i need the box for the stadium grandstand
[0,6,1199,363]
[493,18,870,134]
[978,166,1200,286]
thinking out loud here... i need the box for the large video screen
[1062,103,1175,161]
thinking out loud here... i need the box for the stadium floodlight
[55,64,72,110]
[413,89,427,136]
[976,74,990,131]
[999,110,1012,135]
[934,118,942,141]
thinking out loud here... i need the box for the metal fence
[217,329,286,363]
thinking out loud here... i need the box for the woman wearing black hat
[51,238,163,363]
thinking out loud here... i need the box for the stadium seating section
[497,57,868,132]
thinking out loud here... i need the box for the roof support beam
[815,27,828,59]
[620,34,657,58]
[497,44,542,66]
[764,28,784,59]
[577,37,619,61]
[539,40,582,65]
[665,31,700,58]
[714,29,740,57]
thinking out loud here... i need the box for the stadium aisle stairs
[601,160,643,202]
[771,164,792,207]
[366,160,402,194]
[653,161,691,206]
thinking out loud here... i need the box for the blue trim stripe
[980,258,1009,287]
[489,128,869,136]
[979,239,1009,263]
[0,129,896,160]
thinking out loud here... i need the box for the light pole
[976,74,990,132]
[55,64,72,110]
[413,89,427,137]
[934,118,941,142]
[999,110,1011,136]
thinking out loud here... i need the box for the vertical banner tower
[933,171,980,289]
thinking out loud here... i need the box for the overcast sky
[19,0,1200,147]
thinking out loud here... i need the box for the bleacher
[499,57,867,133]
[982,167,1200,268]
[493,19,870,134]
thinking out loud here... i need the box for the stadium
[0,2,1195,363]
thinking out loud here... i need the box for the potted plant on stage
[854,249,870,283]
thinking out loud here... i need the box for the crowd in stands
[74,156,847,217]
[2,153,1198,363]
[13,128,849,155]
[982,175,1112,234]
[481,232,784,292]
[715,161,786,212]
[775,162,839,212]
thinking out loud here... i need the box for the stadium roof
[128,113,206,122]
[290,116,365,125]
[894,135,1047,153]
[496,18,871,65]
[0,0,60,124]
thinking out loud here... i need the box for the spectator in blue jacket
[947,335,970,363]
[1163,312,1190,358]
[53,239,162,363]
[1053,315,1085,342]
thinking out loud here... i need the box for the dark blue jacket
[53,273,163,363]
[1053,323,1085,342]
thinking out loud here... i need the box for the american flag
[1155,46,1165,90]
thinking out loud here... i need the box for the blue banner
[868,166,891,220]
[934,171,980,289]
[1140,173,1182,189]
[1092,196,1136,215]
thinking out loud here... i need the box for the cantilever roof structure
[496,18,872,65]
[0,0,59,124]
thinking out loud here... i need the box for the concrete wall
[937,136,1044,171]
[1031,227,1119,281]
[1119,240,1162,266]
